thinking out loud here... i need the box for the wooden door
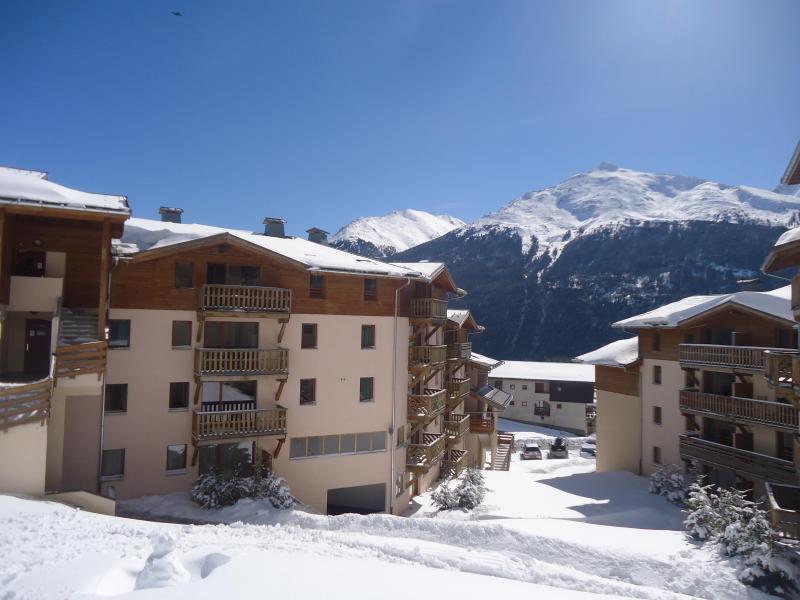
[24,319,51,377]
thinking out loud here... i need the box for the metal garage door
[326,483,386,515]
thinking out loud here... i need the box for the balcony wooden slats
[679,344,788,371]
[447,342,472,361]
[54,341,107,379]
[441,449,469,478]
[765,482,800,540]
[443,413,470,440]
[679,390,798,431]
[679,435,797,485]
[192,407,287,443]
[410,298,448,322]
[469,416,494,433]
[406,432,446,470]
[0,379,51,431]
[195,348,289,378]
[408,388,446,421]
[409,345,447,368]
[763,351,798,387]
[201,284,292,314]
[448,377,470,399]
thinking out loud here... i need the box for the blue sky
[1,0,799,236]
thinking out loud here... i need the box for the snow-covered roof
[772,227,800,249]
[0,166,129,215]
[122,217,425,277]
[447,309,483,331]
[469,351,501,369]
[390,261,446,278]
[613,285,792,329]
[575,337,639,367]
[489,361,595,383]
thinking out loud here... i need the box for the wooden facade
[595,364,639,396]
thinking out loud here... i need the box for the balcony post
[97,220,110,341]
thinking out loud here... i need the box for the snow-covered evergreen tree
[683,483,719,541]
[431,480,460,511]
[649,464,691,505]
[456,477,484,510]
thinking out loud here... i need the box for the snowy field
[0,446,775,599]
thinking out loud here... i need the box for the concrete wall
[8,276,63,313]
[640,358,684,476]
[596,389,641,474]
[0,420,48,495]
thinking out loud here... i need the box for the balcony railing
[201,284,292,314]
[0,379,51,431]
[469,416,494,433]
[410,298,448,322]
[409,345,447,368]
[195,348,289,378]
[441,449,469,479]
[679,435,797,485]
[679,390,798,431]
[406,432,446,470]
[765,482,800,540]
[763,350,800,388]
[192,407,287,443]
[448,377,470,399]
[447,342,472,361]
[408,388,446,421]
[54,341,107,379]
[443,413,470,440]
[679,344,789,371]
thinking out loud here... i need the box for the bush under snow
[432,468,487,511]
[649,463,694,505]
[191,467,294,510]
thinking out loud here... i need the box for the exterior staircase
[492,433,515,471]
[58,310,99,346]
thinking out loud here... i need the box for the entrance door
[24,319,51,377]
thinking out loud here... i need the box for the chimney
[263,217,286,238]
[306,227,329,245]
[159,207,183,224]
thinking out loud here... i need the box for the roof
[762,227,800,272]
[447,309,483,331]
[471,384,512,410]
[120,217,425,278]
[489,361,595,383]
[782,140,800,186]
[469,351,502,369]
[613,285,793,329]
[575,337,639,367]
[0,166,129,216]
[390,261,459,292]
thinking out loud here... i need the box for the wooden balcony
[441,449,469,479]
[409,345,447,369]
[54,341,107,379]
[201,284,291,316]
[763,351,800,409]
[195,348,288,380]
[443,413,470,441]
[448,377,470,400]
[765,482,800,540]
[678,435,797,485]
[0,379,51,431]
[406,432,446,472]
[679,390,798,432]
[408,388,447,421]
[410,298,448,323]
[192,406,287,444]
[679,344,786,371]
[469,416,495,433]
[447,342,472,361]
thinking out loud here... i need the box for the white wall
[0,420,48,495]
[640,358,684,476]
[495,377,590,434]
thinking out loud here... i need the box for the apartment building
[489,361,596,434]
[463,351,511,469]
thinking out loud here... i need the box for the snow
[0,166,129,214]
[470,163,800,259]
[389,260,446,279]
[613,285,792,329]
[330,209,465,254]
[469,351,501,368]
[774,225,800,247]
[490,360,595,383]
[576,337,639,367]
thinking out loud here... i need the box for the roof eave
[781,140,800,186]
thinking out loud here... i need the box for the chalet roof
[613,285,793,329]
[0,166,129,216]
[469,351,502,369]
[575,337,639,367]
[121,217,425,278]
[489,361,595,383]
[762,226,800,271]
[390,261,460,292]
[782,139,800,186]
[471,384,512,410]
[447,309,483,331]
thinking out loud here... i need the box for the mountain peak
[594,162,620,172]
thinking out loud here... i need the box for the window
[509,400,515,406]
[171,321,192,348]
[494,380,503,389]
[204,321,258,348]
[228,265,260,286]
[101,449,125,479]
[166,444,187,472]
[653,446,662,465]
[653,365,662,385]
[371,431,386,451]
[534,401,550,417]
[510,384,516,390]
[290,438,306,458]
[104,384,128,413]
[556,403,562,409]
[175,262,193,288]
[521,401,527,407]
[363,278,378,301]
[307,436,323,456]
[359,377,374,402]
[169,382,190,410]
[361,324,376,349]
[653,406,662,425]
[535,381,549,394]
[300,379,316,405]
[109,320,130,348]
[522,385,528,390]
[341,433,356,453]
[653,332,661,351]
[324,435,340,455]
[396,425,405,447]
[289,431,387,459]
[207,263,227,284]
[684,333,695,344]
[309,274,326,298]
[301,323,317,349]
[201,381,256,408]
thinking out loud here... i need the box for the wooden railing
[679,390,798,431]
[441,449,469,479]
[406,432,446,469]
[408,388,446,421]
[679,344,788,370]
[763,351,798,388]
[469,416,494,433]
[447,342,472,360]
[201,284,292,313]
[200,400,256,412]
[195,348,289,377]
[679,435,797,485]
[0,379,51,431]
[409,345,447,367]
[410,298,448,321]
[192,407,287,443]
[54,341,107,379]
[448,377,470,399]
[496,432,515,471]
[443,413,470,439]
[765,482,800,540]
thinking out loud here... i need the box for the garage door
[326,483,386,515]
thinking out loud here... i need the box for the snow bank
[490,360,595,383]
[576,337,639,366]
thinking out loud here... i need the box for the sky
[1,0,799,237]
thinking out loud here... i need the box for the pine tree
[431,480,460,511]
[684,482,720,541]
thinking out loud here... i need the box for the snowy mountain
[330,209,465,258]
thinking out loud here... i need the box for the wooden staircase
[492,433,515,471]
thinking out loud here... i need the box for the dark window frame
[109,319,131,349]
[653,405,662,425]
[359,377,374,402]
[166,444,187,472]
[101,449,125,479]
[653,365,662,385]
[301,323,318,349]
[361,324,376,349]
[169,382,190,411]
[300,378,316,405]
[104,383,128,413]
[309,274,326,299]
[171,321,192,348]
[363,278,378,301]
[175,261,194,289]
